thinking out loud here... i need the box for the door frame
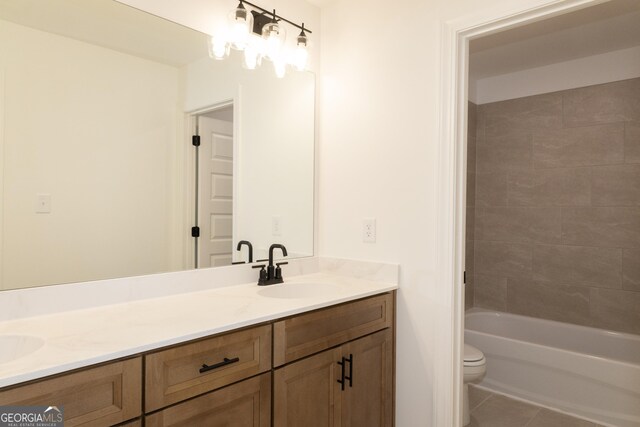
[0,70,4,289]
[185,97,240,268]
[437,0,608,424]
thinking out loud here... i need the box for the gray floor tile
[470,394,540,427]
[526,408,602,427]
[468,385,492,412]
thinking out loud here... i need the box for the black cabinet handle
[199,357,240,374]
[337,357,346,390]
[344,354,353,387]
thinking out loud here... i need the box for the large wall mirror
[0,0,315,291]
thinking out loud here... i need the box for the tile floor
[468,385,605,427]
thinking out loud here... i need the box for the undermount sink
[0,335,45,364]
[257,282,341,299]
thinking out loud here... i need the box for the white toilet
[463,344,487,426]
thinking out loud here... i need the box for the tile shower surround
[465,77,640,334]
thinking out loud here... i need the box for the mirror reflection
[0,0,314,291]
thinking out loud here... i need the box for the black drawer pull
[344,354,353,387]
[337,357,346,390]
[199,357,240,374]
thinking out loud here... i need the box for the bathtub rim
[464,308,640,368]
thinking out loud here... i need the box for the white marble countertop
[0,269,397,388]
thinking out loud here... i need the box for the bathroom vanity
[0,260,397,426]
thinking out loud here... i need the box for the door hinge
[464,271,466,284]
[192,135,201,146]
[191,226,200,238]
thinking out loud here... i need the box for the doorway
[440,0,639,425]
[193,104,235,268]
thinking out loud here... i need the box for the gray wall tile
[475,207,561,244]
[468,136,477,173]
[473,78,640,334]
[562,207,640,248]
[508,168,591,206]
[467,173,476,207]
[476,172,508,207]
[507,279,592,326]
[465,277,475,311]
[590,288,640,334]
[482,92,563,137]
[474,274,507,311]
[532,123,624,169]
[477,131,531,173]
[475,241,532,277]
[466,241,475,275]
[468,101,478,140]
[622,249,640,292]
[563,78,640,127]
[592,164,640,206]
[626,121,640,163]
[466,207,475,242]
[533,244,622,289]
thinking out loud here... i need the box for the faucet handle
[274,262,288,280]
[252,264,268,285]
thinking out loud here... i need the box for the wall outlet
[272,215,282,236]
[363,218,376,243]
[35,194,52,214]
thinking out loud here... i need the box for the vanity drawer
[145,325,271,412]
[273,293,393,366]
[0,357,142,427]
[145,373,271,427]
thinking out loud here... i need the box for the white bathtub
[465,309,640,427]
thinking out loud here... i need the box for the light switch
[35,194,52,214]
[272,216,282,236]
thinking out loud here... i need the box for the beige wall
[465,102,477,311]
[0,19,182,290]
[472,77,640,335]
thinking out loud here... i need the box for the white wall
[184,54,315,261]
[96,0,598,425]
[0,19,182,290]
[118,0,321,75]
[318,0,583,425]
[473,45,640,104]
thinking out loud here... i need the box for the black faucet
[236,240,253,263]
[252,243,288,286]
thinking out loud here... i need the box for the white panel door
[198,116,233,267]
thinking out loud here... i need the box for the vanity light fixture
[209,0,312,77]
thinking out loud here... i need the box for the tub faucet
[252,243,288,286]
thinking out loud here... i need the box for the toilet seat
[464,344,485,366]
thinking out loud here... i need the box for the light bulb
[244,43,260,69]
[208,35,229,60]
[293,26,309,71]
[228,2,253,50]
[262,11,286,60]
[273,56,287,78]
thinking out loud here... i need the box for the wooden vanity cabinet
[145,373,271,427]
[0,292,395,427]
[0,357,142,427]
[144,324,271,412]
[273,293,395,427]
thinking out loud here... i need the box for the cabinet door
[145,373,270,427]
[274,347,343,427]
[342,329,393,427]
